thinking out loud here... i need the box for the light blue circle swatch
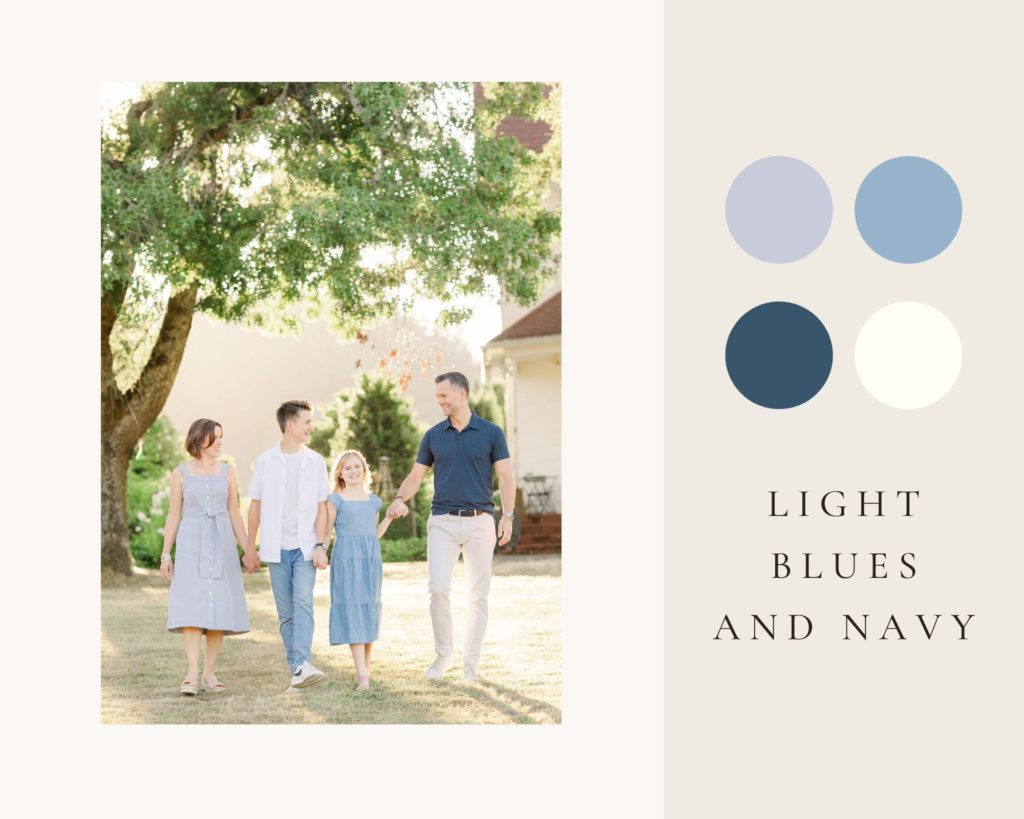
[855,157,962,263]
[726,157,833,263]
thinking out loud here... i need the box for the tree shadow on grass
[476,679,562,723]
[428,677,562,724]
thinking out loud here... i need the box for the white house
[483,291,561,516]
[478,85,561,550]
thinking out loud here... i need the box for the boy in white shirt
[245,400,330,691]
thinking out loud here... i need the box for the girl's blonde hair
[331,449,373,494]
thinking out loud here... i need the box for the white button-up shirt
[247,443,329,562]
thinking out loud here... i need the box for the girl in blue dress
[326,449,392,690]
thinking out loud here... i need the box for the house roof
[474,83,553,154]
[487,291,561,344]
[496,115,552,153]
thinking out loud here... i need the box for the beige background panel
[667,2,1022,816]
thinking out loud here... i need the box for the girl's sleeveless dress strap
[220,462,230,478]
[178,463,191,478]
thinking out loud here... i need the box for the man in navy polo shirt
[387,371,515,682]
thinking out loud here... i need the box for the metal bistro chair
[521,473,556,515]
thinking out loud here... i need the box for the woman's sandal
[356,674,370,691]
[180,678,198,696]
[202,677,227,693]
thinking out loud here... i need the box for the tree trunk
[100,442,134,576]
[101,282,199,575]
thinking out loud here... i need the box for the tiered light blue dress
[327,493,383,645]
[166,462,250,635]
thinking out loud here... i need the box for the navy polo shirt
[416,413,510,514]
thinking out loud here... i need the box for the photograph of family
[101,82,562,724]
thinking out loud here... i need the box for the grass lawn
[101,554,561,724]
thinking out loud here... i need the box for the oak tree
[101,82,559,574]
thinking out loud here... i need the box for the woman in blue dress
[326,449,392,690]
[160,419,251,695]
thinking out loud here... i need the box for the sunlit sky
[100,82,502,361]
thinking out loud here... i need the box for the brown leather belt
[446,509,491,517]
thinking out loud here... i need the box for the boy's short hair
[276,400,312,433]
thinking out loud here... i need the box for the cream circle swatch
[854,302,962,409]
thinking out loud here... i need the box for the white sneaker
[462,665,480,683]
[424,655,453,680]
[290,661,325,688]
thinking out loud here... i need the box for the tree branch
[101,276,129,345]
[338,82,367,119]
[126,97,153,155]
[114,283,199,451]
[335,82,391,185]
[101,251,133,427]
[176,87,285,167]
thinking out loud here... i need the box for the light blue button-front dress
[327,493,383,645]
[166,463,250,635]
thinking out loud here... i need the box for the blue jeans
[268,549,316,670]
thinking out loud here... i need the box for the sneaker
[290,661,325,689]
[424,655,453,680]
[462,665,480,683]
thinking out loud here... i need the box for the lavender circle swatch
[726,157,833,263]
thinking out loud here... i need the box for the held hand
[160,558,173,582]
[243,549,260,574]
[386,498,408,519]
[497,517,513,546]
[313,548,328,570]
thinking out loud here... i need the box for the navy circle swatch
[726,302,833,409]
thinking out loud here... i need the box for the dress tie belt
[184,509,228,579]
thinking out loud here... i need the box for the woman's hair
[331,449,372,494]
[185,418,221,459]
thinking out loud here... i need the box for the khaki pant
[426,513,497,666]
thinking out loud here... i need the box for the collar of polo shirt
[442,413,480,432]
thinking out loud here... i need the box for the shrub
[470,383,505,430]
[342,374,423,478]
[127,416,181,567]
[315,374,433,535]
[380,536,428,563]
